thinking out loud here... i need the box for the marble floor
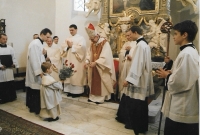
[0,91,165,135]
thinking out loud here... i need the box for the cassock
[61,34,87,95]
[116,37,154,134]
[87,38,116,103]
[40,73,62,119]
[44,45,62,81]
[0,44,18,104]
[118,41,136,99]
[162,43,199,135]
[25,38,46,114]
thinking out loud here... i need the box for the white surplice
[25,39,46,89]
[40,74,62,119]
[126,37,154,100]
[44,45,62,81]
[118,41,137,98]
[162,44,199,123]
[0,45,18,82]
[61,34,87,94]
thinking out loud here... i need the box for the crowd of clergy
[0,20,199,135]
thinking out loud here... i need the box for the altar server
[85,23,116,104]
[156,20,199,135]
[0,33,18,104]
[40,62,62,122]
[61,24,87,98]
[26,28,52,114]
[116,26,154,135]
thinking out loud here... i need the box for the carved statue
[85,0,102,17]
[145,20,159,47]
[177,0,198,14]
[116,24,129,53]
[96,23,110,40]
[120,23,129,33]
[144,18,167,52]
[109,11,132,55]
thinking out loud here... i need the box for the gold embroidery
[74,52,82,62]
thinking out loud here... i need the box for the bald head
[46,37,53,47]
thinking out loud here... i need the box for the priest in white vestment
[40,62,62,122]
[44,37,62,81]
[85,23,116,104]
[118,30,137,99]
[52,36,62,53]
[61,24,87,98]
[116,26,154,135]
[0,33,18,104]
[53,36,59,45]
[25,28,52,114]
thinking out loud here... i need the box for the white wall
[0,0,56,67]
[55,0,100,48]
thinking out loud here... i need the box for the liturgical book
[0,55,13,67]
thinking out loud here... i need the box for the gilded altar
[99,0,172,59]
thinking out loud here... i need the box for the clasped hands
[125,46,131,51]
[123,81,129,87]
[66,40,73,48]
[156,68,171,78]
[125,46,132,61]
[0,64,15,70]
[85,62,96,68]
[42,49,47,55]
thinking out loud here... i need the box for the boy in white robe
[0,33,18,104]
[156,20,199,135]
[116,26,154,135]
[40,62,63,122]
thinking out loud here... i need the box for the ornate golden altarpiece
[99,0,171,58]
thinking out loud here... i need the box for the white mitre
[85,23,98,37]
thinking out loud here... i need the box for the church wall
[55,0,101,49]
[0,0,56,67]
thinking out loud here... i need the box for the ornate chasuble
[91,40,107,96]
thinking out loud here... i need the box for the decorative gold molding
[110,0,160,17]
[100,0,171,55]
